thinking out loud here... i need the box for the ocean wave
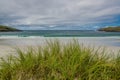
[0,35,44,38]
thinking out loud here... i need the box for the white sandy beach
[0,37,120,57]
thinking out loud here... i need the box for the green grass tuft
[0,40,120,80]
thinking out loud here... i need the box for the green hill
[0,25,20,32]
[98,26,120,32]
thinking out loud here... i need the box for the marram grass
[0,40,120,80]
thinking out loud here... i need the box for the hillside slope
[0,25,20,32]
[98,26,120,32]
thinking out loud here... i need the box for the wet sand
[0,37,120,57]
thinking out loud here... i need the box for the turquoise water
[0,30,120,37]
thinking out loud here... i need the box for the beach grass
[0,40,120,80]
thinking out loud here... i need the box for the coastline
[0,37,120,57]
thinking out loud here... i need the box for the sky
[0,0,120,30]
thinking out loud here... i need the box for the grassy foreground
[0,40,120,80]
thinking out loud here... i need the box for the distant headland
[98,26,120,32]
[0,25,21,32]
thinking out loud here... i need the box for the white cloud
[0,0,120,28]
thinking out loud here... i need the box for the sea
[0,30,120,37]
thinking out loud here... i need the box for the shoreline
[0,35,120,38]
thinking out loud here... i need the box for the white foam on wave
[0,35,44,39]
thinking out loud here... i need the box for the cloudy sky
[0,0,120,30]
